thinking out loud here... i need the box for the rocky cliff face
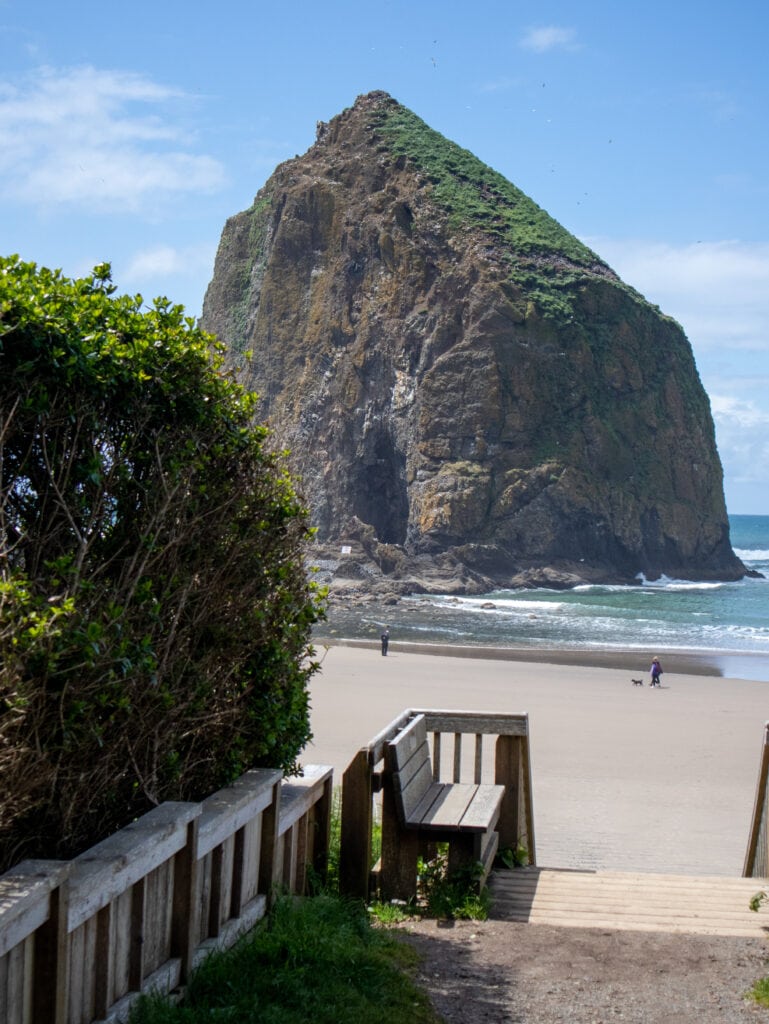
[201,91,746,593]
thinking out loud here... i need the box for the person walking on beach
[650,656,663,687]
[381,628,390,656]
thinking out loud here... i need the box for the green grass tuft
[129,894,440,1024]
[747,975,769,1008]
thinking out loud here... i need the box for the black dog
[631,678,644,686]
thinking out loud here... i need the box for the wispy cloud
[476,76,519,94]
[122,241,217,286]
[588,238,769,352]
[0,65,226,212]
[519,26,579,54]
[710,396,769,486]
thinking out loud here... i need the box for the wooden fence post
[339,749,372,898]
[28,862,70,1024]
[172,815,200,983]
[495,734,523,853]
[311,773,333,887]
[257,777,283,902]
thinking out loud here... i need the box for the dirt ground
[398,918,769,1024]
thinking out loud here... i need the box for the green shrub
[0,257,325,869]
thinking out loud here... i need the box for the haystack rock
[201,90,747,595]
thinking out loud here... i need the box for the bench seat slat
[411,783,476,830]
[458,784,505,831]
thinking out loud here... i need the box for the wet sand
[305,642,769,876]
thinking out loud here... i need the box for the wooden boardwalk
[489,867,769,938]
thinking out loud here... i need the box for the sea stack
[201,90,746,593]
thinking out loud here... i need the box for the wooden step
[489,868,769,937]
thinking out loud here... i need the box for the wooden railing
[0,764,332,1024]
[744,722,769,877]
[339,709,535,899]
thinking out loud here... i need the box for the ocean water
[321,514,769,680]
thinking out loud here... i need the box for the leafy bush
[0,257,324,869]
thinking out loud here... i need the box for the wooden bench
[381,714,505,900]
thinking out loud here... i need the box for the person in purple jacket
[650,656,663,687]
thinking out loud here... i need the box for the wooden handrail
[0,764,333,1024]
[744,722,769,877]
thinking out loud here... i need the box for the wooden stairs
[489,867,769,938]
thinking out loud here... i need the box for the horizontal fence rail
[339,708,535,899]
[0,764,332,1024]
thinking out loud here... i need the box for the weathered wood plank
[490,869,769,938]
[391,747,432,794]
[68,804,199,932]
[257,777,282,897]
[452,733,462,783]
[93,902,113,1019]
[432,732,441,776]
[67,922,85,1024]
[459,784,504,832]
[365,710,413,766]
[339,749,373,899]
[95,957,181,1024]
[278,766,333,833]
[414,783,477,830]
[473,734,483,784]
[0,861,69,958]
[6,941,25,1024]
[196,769,281,859]
[395,756,433,823]
[239,816,262,906]
[171,817,199,985]
[0,949,8,1024]
[387,716,427,771]
[415,710,529,736]
[128,877,145,993]
[191,894,267,969]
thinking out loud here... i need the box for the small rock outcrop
[201,91,746,594]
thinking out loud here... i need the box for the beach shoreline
[314,635,769,680]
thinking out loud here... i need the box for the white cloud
[519,26,579,53]
[477,77,519,94]
[588,237,769,352]
[710,396,769,486]
[123,242,216,283]
[0,65,226,212]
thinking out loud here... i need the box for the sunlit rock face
[201,91,745,592]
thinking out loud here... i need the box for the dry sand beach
[306,642,769,876]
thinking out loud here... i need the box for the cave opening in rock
[353,435,409,545]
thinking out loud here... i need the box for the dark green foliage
[129,895,439,1024]
[0,256,324,870]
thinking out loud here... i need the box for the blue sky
[2,1,768,514]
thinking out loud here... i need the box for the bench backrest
[385,714,434,825]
